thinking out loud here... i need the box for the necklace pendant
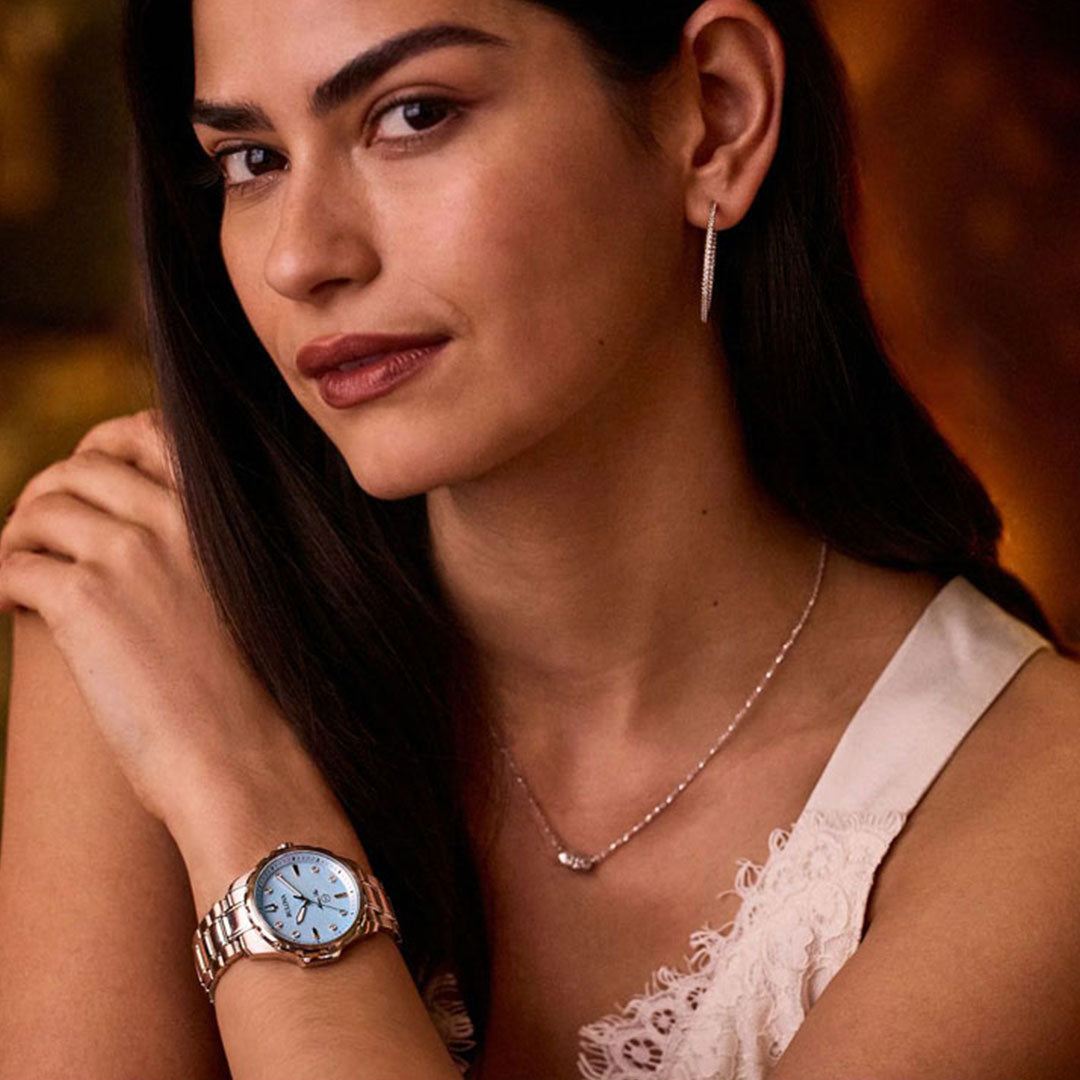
[557,850,597,872]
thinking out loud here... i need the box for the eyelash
[195,94,465,197]
[369,92,464,150]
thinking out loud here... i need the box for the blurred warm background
[1,0,1078,807]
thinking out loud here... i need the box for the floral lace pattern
[420,808,906,1080]
[420,968,478,1075]
[578,808,907,1080]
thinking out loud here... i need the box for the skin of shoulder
[768,646,1080,1079]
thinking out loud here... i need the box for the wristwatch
[192,841,401,1004]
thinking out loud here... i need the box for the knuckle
[0,546,24,570]
[16,458,66,503]
[31,488,72,516]
[108,522,153,563]
[133,408,162,440]
[73,410,138,453]
[59,563,104,613]
[71,447,112,466]
[9,488,61,533]
[73,418,112,453]
[162,505,190,549]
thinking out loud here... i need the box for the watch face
[252,848,363,948]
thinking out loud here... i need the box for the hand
[0,409,305,831]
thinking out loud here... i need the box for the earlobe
[681,0,785,232]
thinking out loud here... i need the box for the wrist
[191,840,401,1006]
[168,750,369,917]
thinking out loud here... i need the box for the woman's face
[191,0,698,499]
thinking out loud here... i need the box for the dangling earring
[700,200,718,323]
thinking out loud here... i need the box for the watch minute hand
[274,872,314,904]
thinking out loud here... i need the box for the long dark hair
[121,0,1073,1049]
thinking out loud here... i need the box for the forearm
[204,927,458,1080]
[171,757,461,1080]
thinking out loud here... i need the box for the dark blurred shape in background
[0,0,150,524]
[1,0,1078,801]
[826,0,1080,644]
[1,0,133,325]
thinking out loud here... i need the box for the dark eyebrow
[312,21,511,117]
[189,99,273,132]
[190,21,512,131]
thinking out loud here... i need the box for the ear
[674,0,786,231]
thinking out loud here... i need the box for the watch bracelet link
[193,865,401,1004]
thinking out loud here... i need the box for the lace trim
[420,808,907,1080]
[420,968,477,1075]
[577,808,907,1080]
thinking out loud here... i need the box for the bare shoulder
[769,641,1080,1079]
[894,643,1080,878]
[994,643,1080,741]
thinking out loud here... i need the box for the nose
[262,160,380,302]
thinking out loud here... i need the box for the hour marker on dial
[292,930,301,938]
[330,924,339,932]
[274,921,284,929]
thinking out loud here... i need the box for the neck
[425,331,827,765]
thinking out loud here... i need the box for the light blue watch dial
[252,849,362,946]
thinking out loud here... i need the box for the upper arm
[769,650,1080,1080]
[0,610,231,1080]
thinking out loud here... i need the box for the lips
[296,332,452,379]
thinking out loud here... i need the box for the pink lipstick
[297,333,450,409]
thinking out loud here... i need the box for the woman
[1,0,1078,1077]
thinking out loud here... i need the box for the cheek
[415,111,678,431]
[206,90,685,496]
[220,223,268,333]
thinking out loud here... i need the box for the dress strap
[801,575,1051,818]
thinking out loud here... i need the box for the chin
[342,433,528,502]
[345,464,440,503]
[334,403,561,501]
[342,447,475,502]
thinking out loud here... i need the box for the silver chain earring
[700,200,719,323]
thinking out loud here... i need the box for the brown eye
[369,95,463,146]
[216,145,288,190]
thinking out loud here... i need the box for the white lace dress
[419,575,1050,1078]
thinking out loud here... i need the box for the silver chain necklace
[487,540,829,872]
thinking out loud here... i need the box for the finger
[8,450,181,547]
[0,548,80,619]
[0,489,156,568]
[74,408,180,492]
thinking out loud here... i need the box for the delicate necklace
[488,540,829,872]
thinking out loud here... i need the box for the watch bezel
[242,842,371,963]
